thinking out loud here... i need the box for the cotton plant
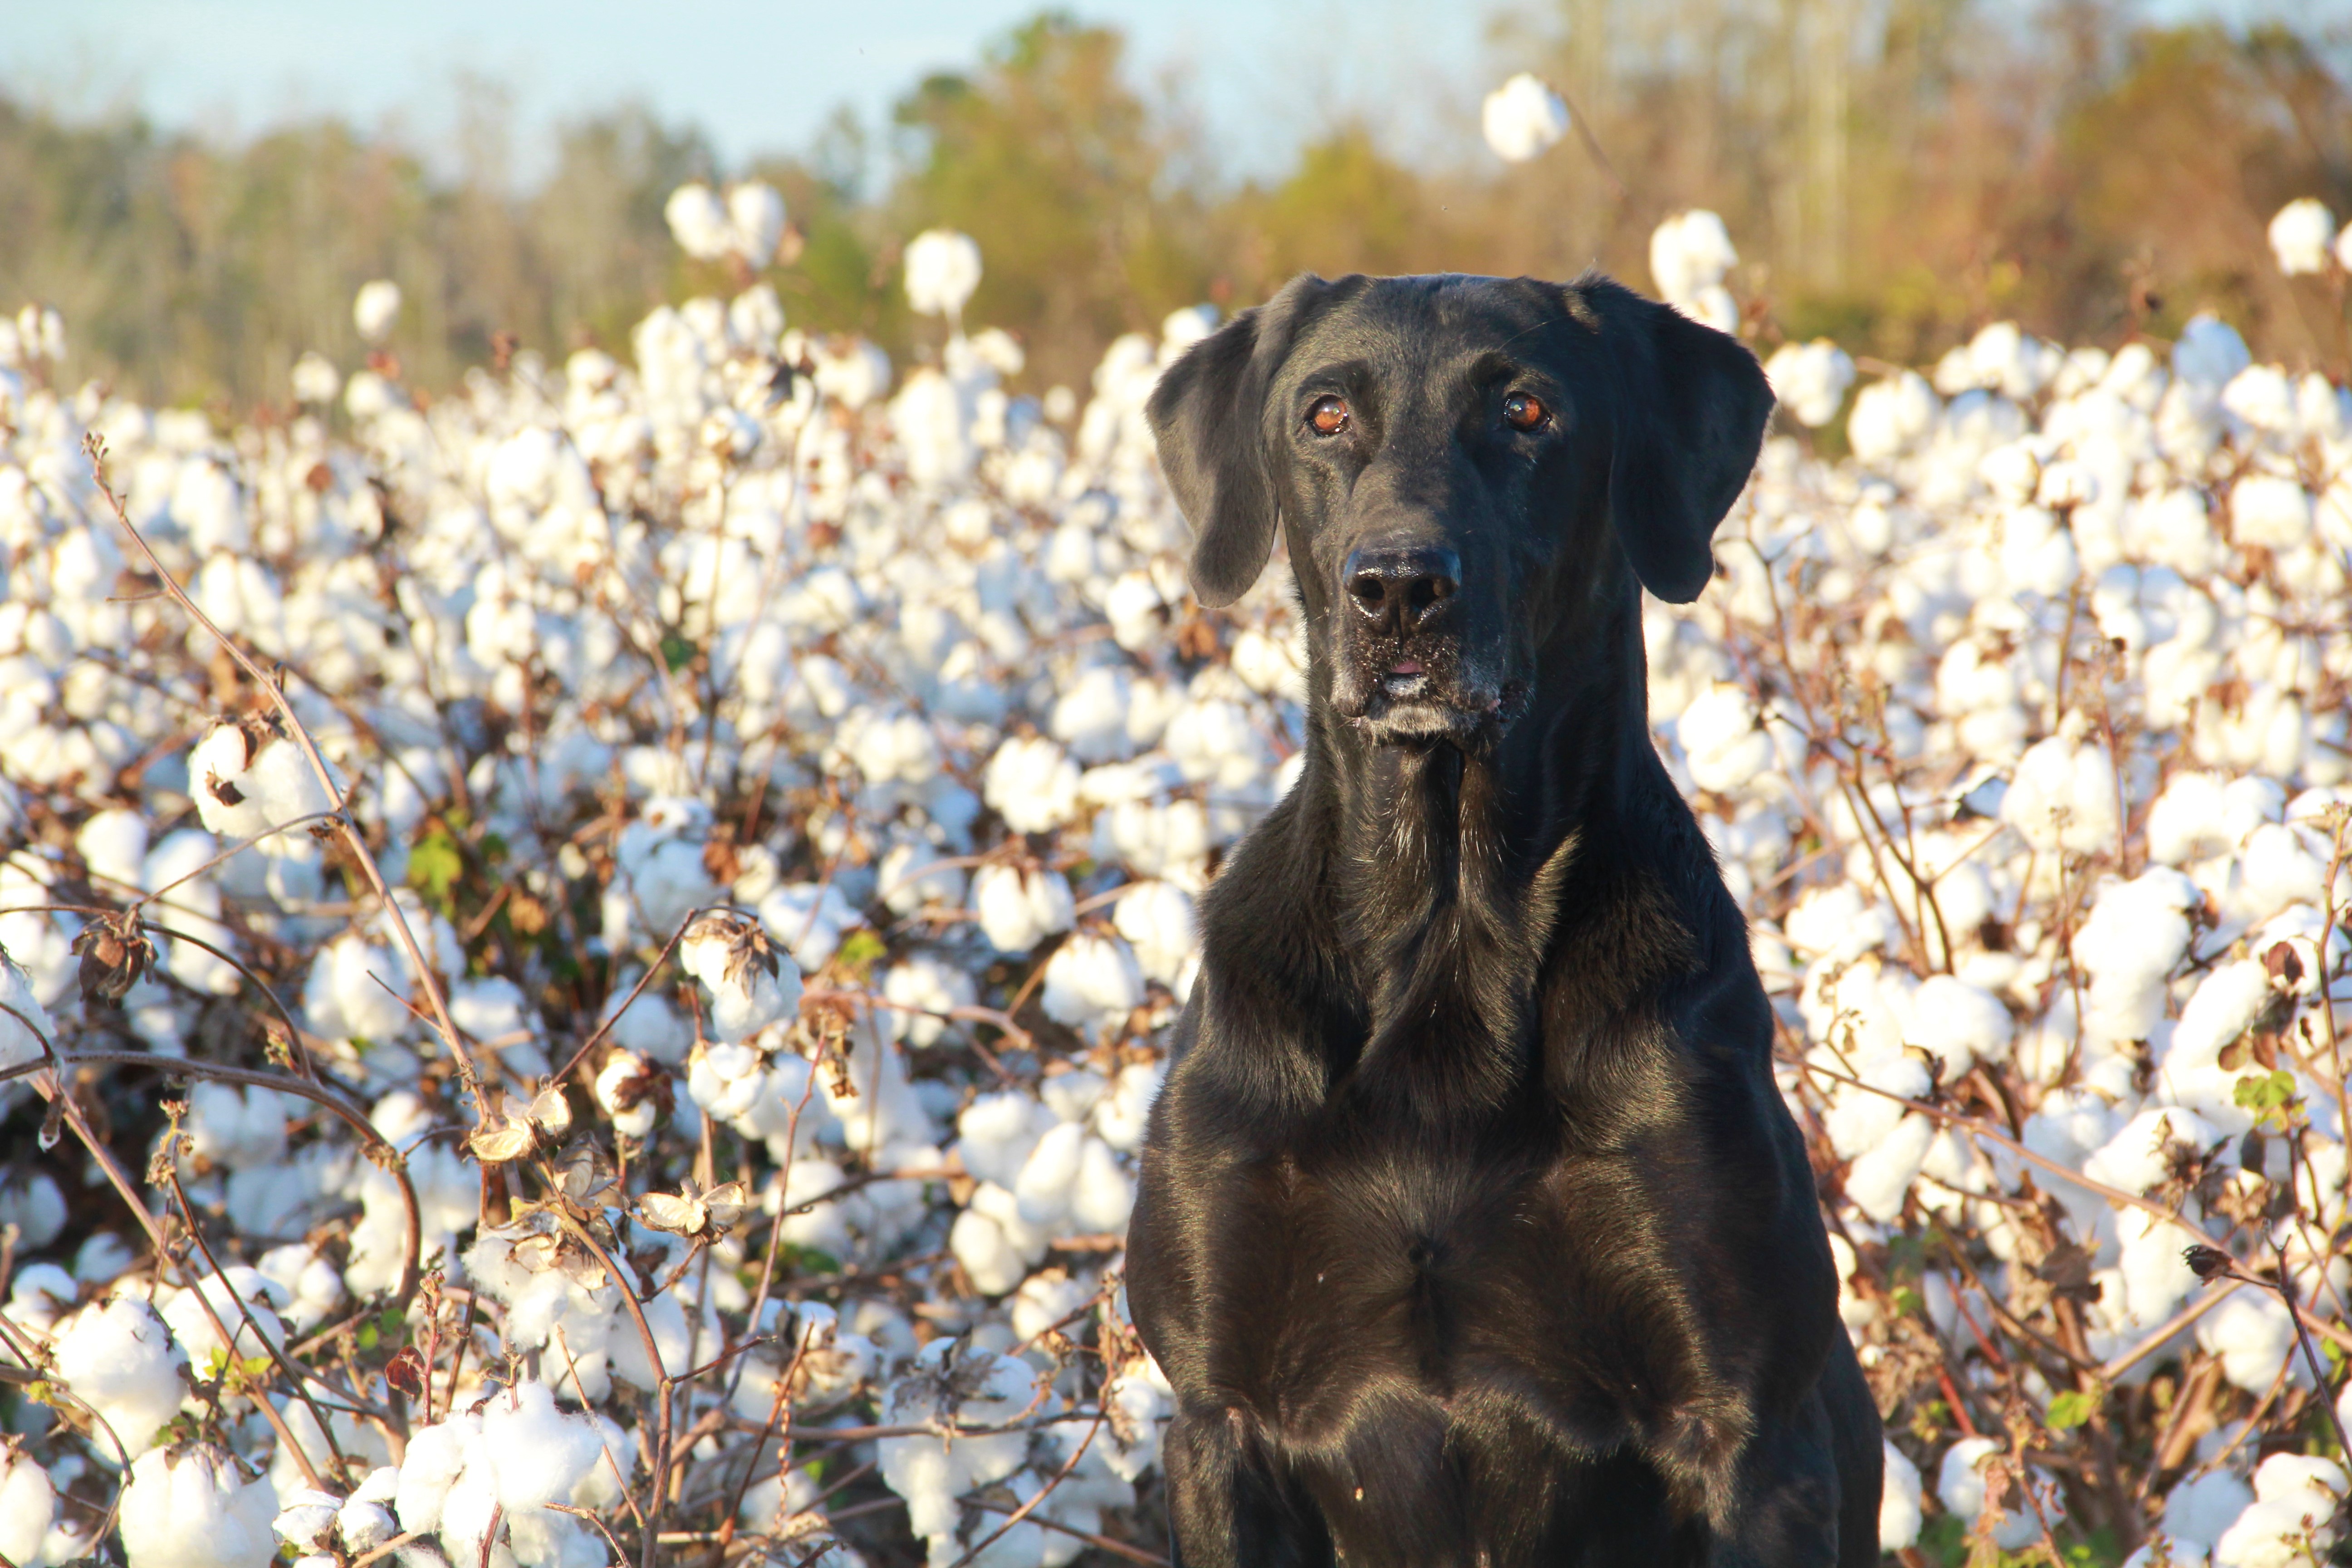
[5,201,2352,1565]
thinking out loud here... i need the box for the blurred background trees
[1,1,2347,410]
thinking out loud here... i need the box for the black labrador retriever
[1127,272,1882,1567]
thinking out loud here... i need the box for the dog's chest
[1206,1134,1695,1449]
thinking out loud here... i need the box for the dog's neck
[1301,578,1659,1110]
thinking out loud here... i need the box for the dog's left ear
[1148,274,1334,608]
[1575,278,1774,604]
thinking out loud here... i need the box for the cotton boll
[2166,1469,2254,1552]
[1905,975,2014,1077]
[983,735,1081,833]
[972,863,1075,953]
[2001,735,2118,854]
[2149,772,2233,865]
[1880,1442,1922,1552]
[1068,1134,1135,1234]
[1092,1060,1163,1154]
[905,229,983,320]
[2196,1289,2297,1395]
[353,280,402,345]
[1481,73,1571,162]
[880,954,975,1047]
[0,1445,55,1568]
[162,1264,288,1366]
[1676,684,1772,794]
[1843,1112,1935,1221]
[2232,475,2313,549]
[393,1413,482,1534]
[50,1295,191,1458]
[951,1206,1031,1296]
[1848,372,1939,464]
[2174,314,2252,391]
[726,182,785,266]
[1113,879,1197,990]
[120,1444,279,1568]
[0,945,49,1074]
[678,909,802,1043]
[1649,210,1740,305]
[2269,198,2337,276]
[1764,340,1855,428]
[479,1382,606,1511]
[594,1050,664,1138]
[877,840,968,917]
[664,183,733,261]
[1040,932,1144,1037]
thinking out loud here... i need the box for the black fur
[1131,273,1881,1567]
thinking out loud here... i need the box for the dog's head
[1148,274,1771,748]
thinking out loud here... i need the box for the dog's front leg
[1698,1388,1846,1568]
[1162,1405,1333,1568]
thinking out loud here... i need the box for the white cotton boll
[1649,210,1740,304]
[2165,1468,2253,1553]
[0,1446,55,1568]
[2196,1289,2297,1395]
[972,864,1074,953]
[480,1382,606,1511]
[677,909,801,1043]
[1114,880,1197,989]
[951,1206,1031,1296]
[1481,73,1571,162]
[392,1413,480,1534]
[273,1490,341,1553]
[353,279,402,344]
[664,182,733,261]
[2233,475,2313,549]
[1880,1442,1922,1552]
[1675,684,1771,794]
[1906,975,2013,1076]
[2085,1107,2216,1198]
[50,1295,190,1458]
[2269,198,2337,276]
[1040,932,1144,1036]
[984,735,1081,833]
[2167,960,2271,1072]
[2072,867,2198,1043]
[162,1265,287,1366]
[726,182,785,265]
[121,1444,279,1568]
[76,805,149,892]
[2222,366,2298,436]
[1848,372,1939,464]
[2174,314,2252,390]
[1763,340,1855,428]
[289,352,340,405]
[1843,1111,1935,1221]
[878,841,968,917]
[594,1050,662,1138]
[2001,735,2118,855]
[1093,1060,1163,1154]
[2148,772,2233,865]
[1051,665,1138,763]
[881,954,975,1047]
[958,1091,1050,1187]
[905,229,983,320]
[0,945,51,1075]
[1070,1133,1135,1234]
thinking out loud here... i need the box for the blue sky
[3,1,1497,184]
[4,0,2328,188]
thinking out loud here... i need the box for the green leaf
[408,827,464,907]
[2045,1388,2099,1430]
[660,634,696,673]
[357,1321,379,1351]
[834,928,887,977]
[1891,1285,1924,1319]
[2234,1069,2296,1113]
[782,1243,841,1277]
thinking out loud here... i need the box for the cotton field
[0,181,2348,1568]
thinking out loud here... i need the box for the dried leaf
[635,1189,706,1236]
[384,1345,427,1399]
[527,1085,573,1141]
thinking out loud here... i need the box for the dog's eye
[1503,392,1549,432]
[1307,395,1350,436]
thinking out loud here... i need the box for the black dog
[1127,273,1882,1567]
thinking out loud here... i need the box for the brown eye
[1503,392,1548,431]
[1308,395,1350,436]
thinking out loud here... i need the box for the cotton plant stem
[84,436,487,1115]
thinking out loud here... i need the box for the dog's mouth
[1335,645,1526,748]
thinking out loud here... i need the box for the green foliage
[407,825,465,911]
[2234,1068,2300,1130]
[2045,1388,2099,1430]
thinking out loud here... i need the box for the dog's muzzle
[1330,543,1519,746]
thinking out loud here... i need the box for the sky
[4,0,2333,189]
[2,1,1499,185]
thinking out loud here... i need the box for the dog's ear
[1148,275,1330,608]
[1575,277,1774,604]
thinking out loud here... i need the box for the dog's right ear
[1147,275,1328,608]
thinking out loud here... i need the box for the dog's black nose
[1343,545,1460,630]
